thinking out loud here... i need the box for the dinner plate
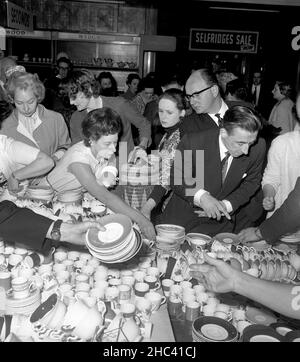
[86,214,132,249]
[214,233,240,246]
[192,316,238,342]
[245,307,277,326]
[242,324,286,342]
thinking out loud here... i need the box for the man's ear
[220,127,227,137]
[211,84,219,98]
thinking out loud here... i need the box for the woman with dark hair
[141,89,187,220]
[268,80,295,135]
[0,71,70,163]
[122,73,140,101]
[44,107,156,240]
[96,71,118,97]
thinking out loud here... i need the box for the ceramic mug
[145,291,166,312]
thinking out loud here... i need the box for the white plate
[200,324,229,341]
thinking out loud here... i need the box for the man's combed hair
[82,107,122,147]
[222,105,262,134]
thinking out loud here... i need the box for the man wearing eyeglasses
[182,68,228,134]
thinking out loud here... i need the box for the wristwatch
[51,219,63,241]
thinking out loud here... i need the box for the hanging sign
[189,28,259,53]
[6,1,33,31]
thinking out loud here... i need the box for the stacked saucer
[192,316,238,342]
[26,186,54,202]
[155,224,185,254]
[85,214,143,264]
[57,188,83,204]
[5,289,41,316]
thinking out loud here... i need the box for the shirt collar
[208,99,229,124]
[87,96,103,113]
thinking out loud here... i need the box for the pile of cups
[155,224,185,254]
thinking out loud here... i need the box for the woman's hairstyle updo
[159,88,187,112]
[82,107,122,147]
[5,71,45,103]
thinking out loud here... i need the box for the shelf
[19,61,53,67]
[73,65,138,72]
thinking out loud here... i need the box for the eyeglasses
[185,85,214,101]
[59,66,69,70]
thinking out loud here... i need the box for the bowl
[214,233,240,246]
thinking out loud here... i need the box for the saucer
[214,233,240,246]
[242,324,286,342]
[245,307,277,326]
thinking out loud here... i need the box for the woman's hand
[141,199,156,220]
[7,174,20,193]
[138,217,156,241]
[263,196,275,211]
[128,146,148,165]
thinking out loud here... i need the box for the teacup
[121,276,135,287]
[0,271,11,291]
[105,286,119,301]
[134,270,146,283]
[75,282,90,293]
[108,278,122,287]
[54,251,67,263]
[134,282,150,299]
[203,304,216,316]
[145,291,166,312]
[135,297,152,321]
[161,279,174,297]
[53,263,67,274]
[79,253,92,263]
[75,274,89,284]
[120,302,136,318]
[81,265,94,276]
[185,301,200,322]
[146,267,161,278]
[144,275,160,290]
[118,284,131,303]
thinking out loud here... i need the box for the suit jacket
[159,128,266,235]
[70,96,151,155]
[260,177,300,244]
[181,112,218,135]
[0,105,71,158]
[0,200,53,253]
[249,84,274,120]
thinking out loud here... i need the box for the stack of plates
[192,316,238,342]
[280,231,300,243]
[57,188,83,204]
[155,224,185,253]
[85,214,143,264]
[26,186,54,202]
[242,324,286,342]
[5,289,41,316]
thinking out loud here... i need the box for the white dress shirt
[193,134,233,213]
[208,99,228,125]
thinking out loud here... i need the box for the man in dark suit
[249,71,273,120]
[0,200,104,254]
[181,68,228,134]
[158,106,266,236]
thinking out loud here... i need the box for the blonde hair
[5,71,45,104]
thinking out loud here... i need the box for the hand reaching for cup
[262,196,275,211]
[189,253,238,294]
[128,146,148,165]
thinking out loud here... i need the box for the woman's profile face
[129,79,139,94]
[69,91,90,111]
[91,133,118,160]
[272,83,282,101]
[158,98,185,129]
[14,87,38,117]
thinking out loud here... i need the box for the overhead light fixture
[209,6,280,13]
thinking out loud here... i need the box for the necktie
[215,113,223,127]
[221,151,230,184]
[252,86,257,105]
